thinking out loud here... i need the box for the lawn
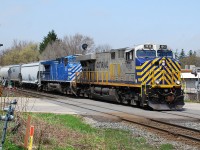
[0,113,174,150]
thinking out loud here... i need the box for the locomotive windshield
[136,50,156,58]
[157,50,173,58]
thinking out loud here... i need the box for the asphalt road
[12,96,200,120]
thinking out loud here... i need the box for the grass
[0,113,174,150]
[32,113,97,133]
[160,144,174,150]
[184,99,200,103]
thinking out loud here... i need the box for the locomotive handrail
[77,71,109,84]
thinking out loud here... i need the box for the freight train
[0,43,184,110]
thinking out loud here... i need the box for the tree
[188,50,193,57]
[0,41,39,65]
[174,49,179,59]
[193,51,197,57]
[63,33,95,55]
[179,49,200,68]
[179,49,185,59]
[40,40,66,60]
[40,33,95,60]
[95,44,112,52]
[39,30,58,53]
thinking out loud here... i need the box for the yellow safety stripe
[165,63,179,80]
[167,58,179,73]
[137,57,181,86]
[142,66,162,84]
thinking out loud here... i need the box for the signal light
[82,44,88,50]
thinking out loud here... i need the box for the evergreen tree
[179,49,185,59]
[39,30,58,53]
[188,50,193,56]
[174,49,179,59]
[193,51,197,56]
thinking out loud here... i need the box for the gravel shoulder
[83,115,199,150]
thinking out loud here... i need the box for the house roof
[181,72,200,79]
[181,69,192,73]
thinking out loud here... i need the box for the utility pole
[192,67,200,101]
[197,73,200,101]
[0,44,3,65]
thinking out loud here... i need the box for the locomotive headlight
[176,80,181,85]
[155,80,160,85]
[162,60,165,66]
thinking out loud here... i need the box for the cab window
[126,51,133,60]
[136,50,156,58]
[157,50,173,58]
[64,58,68,66]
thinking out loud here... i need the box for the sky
[1,0,200,53]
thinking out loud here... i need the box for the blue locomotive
[40,55,82,94]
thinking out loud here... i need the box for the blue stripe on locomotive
[41,55,82,82]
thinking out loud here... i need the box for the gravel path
[83,116,199,150]
[168,120,200,130]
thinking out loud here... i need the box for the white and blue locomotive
[75,43,184,110]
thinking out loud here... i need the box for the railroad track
[160,111,200,121]
[12,88,200,147]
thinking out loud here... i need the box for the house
[181,65,200,100]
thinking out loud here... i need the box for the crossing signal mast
[0,100,17,150]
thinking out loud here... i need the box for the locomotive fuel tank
[91,87,120,102]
